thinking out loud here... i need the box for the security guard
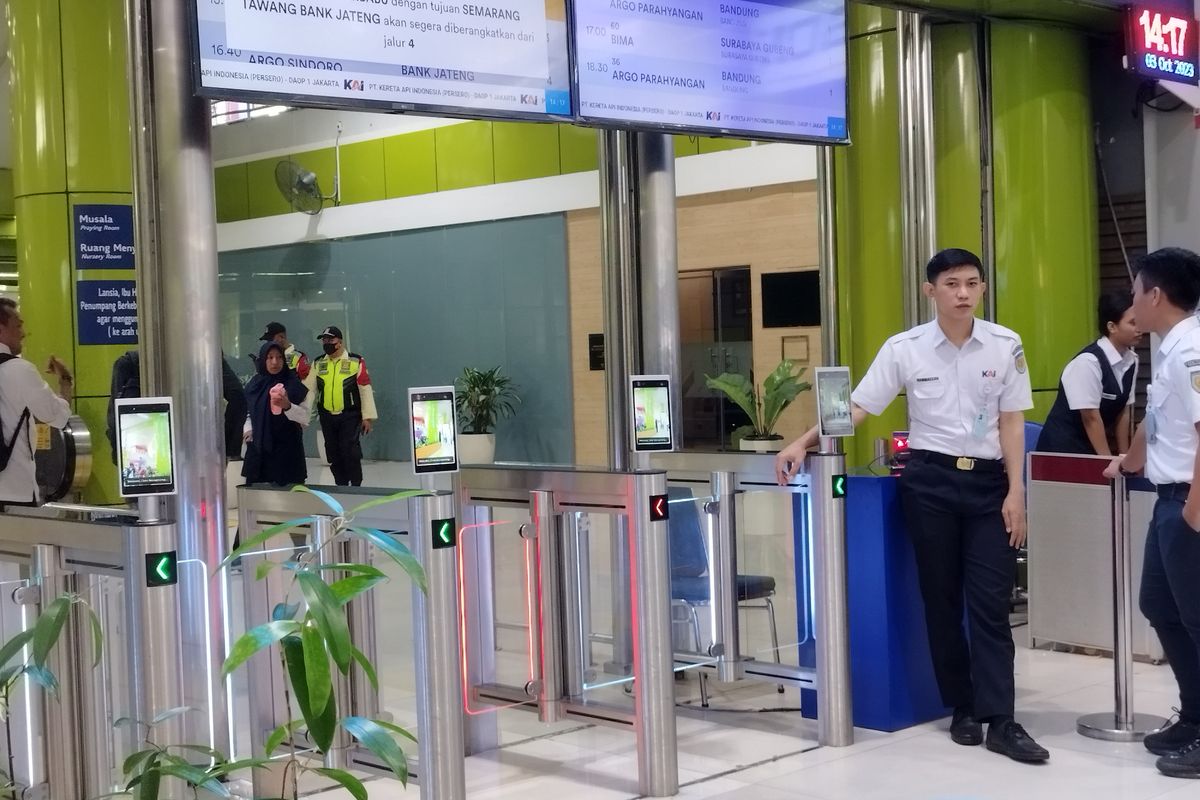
[259,321,311,380]
[1037,291,1140,455]
[303,325,377,486]
[776,248,1049,763]
[1105,248,1200,779]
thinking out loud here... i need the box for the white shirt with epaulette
[1144,315,1200,485]
[850,318,1034,461]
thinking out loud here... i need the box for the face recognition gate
[457,465,679,798]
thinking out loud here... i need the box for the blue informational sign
[77,280,138,345]
[73,204,135,270]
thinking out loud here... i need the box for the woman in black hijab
[242,340,310,486]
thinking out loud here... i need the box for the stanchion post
[709,470,742,682]
[531,491,565,723]
[409,491,467,800]
[809,441,854,747]
[561,511,589,699]
[345,533,381,721]
[630,471,678,797]
[1077,475,1167,741]
[312,515,353,768]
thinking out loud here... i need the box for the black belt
[909,449,1005,474]
[1156,483,1191,502]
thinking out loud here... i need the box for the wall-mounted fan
[273,125,343,215]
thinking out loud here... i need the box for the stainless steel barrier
[35,415,93,503]
[458,465,679,797]
[649,450,854,747]
[235,484,466,800]
[0,505,186,799]
[1077,474,1169,742]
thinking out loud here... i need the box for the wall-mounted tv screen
[571,0,847,142]
[761,270,820,328]
[191,0,574,120]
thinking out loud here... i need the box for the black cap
[259,321,286,341]
[317,326,343,340]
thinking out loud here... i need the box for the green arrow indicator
[144,551,177,587]
[431,517,457,550]
[155,556,171,581]
[831,474,848,499]
[438,522,451,544]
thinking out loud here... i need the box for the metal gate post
[709,470,741,681]
[409,491,466,800]
[312,515,354,768]
[531,491,564,722]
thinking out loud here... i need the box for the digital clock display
[1127,5,1200,85]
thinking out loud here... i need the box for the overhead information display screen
[572,0,847,142]
[192,0,573,119]
[1125,5,1199,85]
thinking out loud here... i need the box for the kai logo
[705,110,722,121]
[344,79,365,91]
[981,369,997,378]
[519,94,539,105]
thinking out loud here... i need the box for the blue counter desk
[800,474,946,732]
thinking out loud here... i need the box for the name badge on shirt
[1146,408,1158,444]
[972,407,988,439]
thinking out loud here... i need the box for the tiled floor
[308,637,1194,800]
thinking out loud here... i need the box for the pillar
[931,23,985,259]
[10,0,133,503]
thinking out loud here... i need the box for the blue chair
[1024,421,1043,456]
[667,486,782,704]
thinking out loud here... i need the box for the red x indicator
[649,494,670,522]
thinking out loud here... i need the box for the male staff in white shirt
[1104,248,1200,779]
[0,298,73,506]
[775,248,1049,763]
[1036,291,1141,455]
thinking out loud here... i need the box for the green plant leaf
[347,489,430,517]
[370,718,418,744]
[272,601,301,621]
[297,572,352,673]
[327,575,387,605]
[342,716,409,785]
[347,527,427,594]
[255,560,280,580]
[301,623,332,721]
[264,720,306,755]
[0,628,34,669]
[312,767,368,800]
[25,664,59,696]
[207,756,272,778]
[87,606,104,666]
[282,635,337,752]
[218,517,314,571]
[290,484,344,516]
[311,563,387,579]
[151,705,194,725]
[761,361,809,435]
[135,763,160,800]
[222,620,301,677]
[351,646,378,692]
[704,372,762,433]
[157,761,229,795]
[121,748,158,778]
[32,595,73,666]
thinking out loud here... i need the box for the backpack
[0,353,32,471]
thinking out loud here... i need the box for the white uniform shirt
[1144,315,1200,486]
[1060,337,1138,410]
[0,345,72,504]
[851,318,1033,461]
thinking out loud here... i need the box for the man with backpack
[0,299,73,506]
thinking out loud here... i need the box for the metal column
[346,534,381,721]
[709,471,741,681]
[127,0,231,753]
[531,491,565,723]
[1077,476,1167,741]
[817,147,839,367]
[410,492,467,800]
[561,511,591,698]
[29,545,84,799]
[806,450,854,747]
[897,10,937,326]
[630,472,678,797]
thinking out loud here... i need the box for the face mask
[322,342,338,356]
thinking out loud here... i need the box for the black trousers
[1140,493,1200,722]
[320,411,363,486]
[899,455,1017,720]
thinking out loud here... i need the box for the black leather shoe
[950,708,983,746]
[1146,717,1200,757]
[1157,737,1200,779]
[985,720,1049,763]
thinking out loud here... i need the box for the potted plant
[455,366,520,464]
[705,360,812,453]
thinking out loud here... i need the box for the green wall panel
[214,164,250,223]
[15,195,74,377]
[435,122,495,191]
[991,23,1097,397]
[493,122,560,183]
[932,23,984,256]
[384,130,438,198]
[673,135,701,158]
[339,139,387,206]
[559,126,599,173]
[0,170,14,217]
[76,396,121,504]
[245,158,294,218]
[60,0,131,193]
[848,2,896,37]
[10,0,68,198]
[835,23,907,468]
[697,137,751,154]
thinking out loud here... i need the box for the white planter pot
[738,437,784,454]
[458,433,496,465]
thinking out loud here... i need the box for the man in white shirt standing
[1104,247,1200,779]
[775,248,1049,763]
[1036,291,1141,455]
[0,298,74,506]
